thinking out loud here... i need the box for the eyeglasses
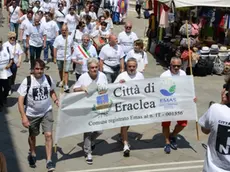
[9,37,16,40]
[171,65,181,68]
[126,26,132,29]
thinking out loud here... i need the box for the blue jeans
[44,40,54,61]
[10,22,19,40]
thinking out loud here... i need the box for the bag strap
[45,74,52,87]
[10,7,17,16]
[26,75,31,95]
[58,9,65,17]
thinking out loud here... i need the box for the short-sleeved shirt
[20,19,33,40]
[3,41,23,64]
[55,8,67,23]
[39,2,52,12]
[118,31,138,55]
[17,74,55,117]
[126,49,148,72]
[160,69,186,77]
[73,71,108,89]
[71,44,98,74]
[99,44,125,72]
[43,20,59,41]
[26,24,45,47]
[53,34,74,61]
[64,14,79,33]
[199,103,230,172]
[9,6,20,23]
[114,71,144,83]
[0,47,13,79]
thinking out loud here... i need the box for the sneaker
[28,154,36,167]
[123,144,130,157]
[64,85,70,93]
[24,57,29,62]
[85,154,93,165]
[164,144,171,154]
[44,60,48,64]
[46,161,55,171]
[170,136,178,150]
[8,90,12,96]
[58,81,63,87]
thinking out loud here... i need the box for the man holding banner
[71,34,98,81]
[73,58,108,164]
[114,58,144,157]
[160,57,187,154]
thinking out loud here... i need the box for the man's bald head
[61,24,68,36]
[109,34,118,46]
[124,21,132,33]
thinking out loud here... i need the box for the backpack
[24,75,51,105]
[194,59,208,76]
[144,10,150,19]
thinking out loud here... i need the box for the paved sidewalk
[0,11,224,172]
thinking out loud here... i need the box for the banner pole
[55,28,68,153]
[186,20,199,140]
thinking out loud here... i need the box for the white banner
[55,76,197,143]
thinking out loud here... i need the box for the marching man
[114,58,144,157]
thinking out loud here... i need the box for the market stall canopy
[158,0,230,8]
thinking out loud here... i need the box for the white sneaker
[123,144,130,157]
[64,85,70,92]
[58,81,63,87]
[85,153,93,165]
[8,90,12,96]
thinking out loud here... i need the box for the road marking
[127,165,203,172]
[67,160,204,172]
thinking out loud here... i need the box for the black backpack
[194,59,208,76]
[24,75,51,105]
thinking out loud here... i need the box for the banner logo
[92,85,113,115]
[159,79,177,108]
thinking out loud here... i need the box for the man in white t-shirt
[17,59,59,171]
[43,12,59,64]
[114,58,144,157]
[64,6,80,34]
[19,10,33,62]
[199,82,230,172]
[0,39,13,111]
[160,57,193,154]
[80,6,94,21]
[26,15,46,70]
[99,34,125,83]
[118,21,138,56]
[73,58,108,164]
[53,25,74,92]
[126,39,148,73]
[8,0,20,40]
[72,34,97,80]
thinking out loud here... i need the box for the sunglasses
[9,37,16,40]
[126,26,132,29]
[172,65,181,68]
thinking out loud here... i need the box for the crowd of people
[0,0,230,172]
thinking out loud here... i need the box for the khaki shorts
[27,111,54,136]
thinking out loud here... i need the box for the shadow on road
[56,131,196,162]
[0,105,22,171]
